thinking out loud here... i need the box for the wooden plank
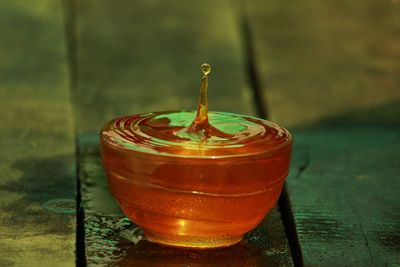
[244,0,400,128]
[289,115,400,266]
[0,1,76,266]
[244,0,400,265]
[74,0,254,133]
[73,0,293,265]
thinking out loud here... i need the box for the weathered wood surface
[72,0,293,265]
[245,0,400,265]
[74,0,254,134]
[0,0,76,266]
[244,0,400,128]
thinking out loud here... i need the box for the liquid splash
[102,64,291,157]
[100,63,293,248]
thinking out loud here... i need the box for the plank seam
[234,1,304,265]
[62,0,86,265]
[239,9,268,119]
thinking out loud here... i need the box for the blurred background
[0,0,399,266]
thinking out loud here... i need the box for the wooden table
[1,0,399,266]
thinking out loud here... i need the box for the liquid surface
[102,111,291,157]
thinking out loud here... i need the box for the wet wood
[244,0,400,265]
[73,0,293,265]
[0,0,76,266]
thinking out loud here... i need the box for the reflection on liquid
[177,219,187,235]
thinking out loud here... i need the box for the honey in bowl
[100,64,292,248]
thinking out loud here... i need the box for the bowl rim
[100,111,293,160]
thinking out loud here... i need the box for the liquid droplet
[201,63,211,75]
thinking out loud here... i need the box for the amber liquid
[102,141,290,248]
[100,64,292,248]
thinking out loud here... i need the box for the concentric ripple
[101,111,291,158]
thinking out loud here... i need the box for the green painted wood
[289,110,400,266]
[244,0,400,265]
[73,0,293,265]
[244,0,400,129]
[0,0,76,266]
[74,0,254,134]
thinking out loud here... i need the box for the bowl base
[143,229,243,249]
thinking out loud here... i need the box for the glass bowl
[100,111,292,248]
